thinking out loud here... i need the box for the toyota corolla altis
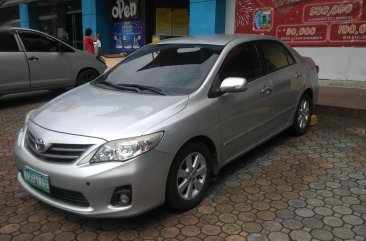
[14,35,319,217]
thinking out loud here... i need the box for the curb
[316,105,366,120]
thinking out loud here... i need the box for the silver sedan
[14,34,319,217]
[0,27,106,97]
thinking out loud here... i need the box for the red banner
[235,0,366,46]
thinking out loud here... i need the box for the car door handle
[28,56,39,61]
[261,86,272,95]
[295,72,302,78]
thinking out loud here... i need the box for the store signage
[111,20,145,53]
[111,0,139,20]
[235,0,366,47]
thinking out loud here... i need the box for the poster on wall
[235,0,366,46]
[111,20,145,53]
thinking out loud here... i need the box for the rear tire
[290,93,312,136]
[166,141,212,211]
[76,69,99,86]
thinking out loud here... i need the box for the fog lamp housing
[110,186,132,207]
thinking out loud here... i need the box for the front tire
[290,93,312,135]
[166,141,212,211]
[76,69,99,86]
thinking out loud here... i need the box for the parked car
[14,34,319,217]
[0,27,106,97]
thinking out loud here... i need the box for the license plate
[23,166,50,193]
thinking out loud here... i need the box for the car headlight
[91,132,164,163]
[23,109,36,130]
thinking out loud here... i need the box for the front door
[214,42,274,162]
[66,11,83,50]
[0,30,29,92]
[17,31,72,88]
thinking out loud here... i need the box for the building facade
[0,0,365,82]
[0,0,190,54]
[225,0,366,82]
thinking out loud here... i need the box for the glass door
[66,11,83,50]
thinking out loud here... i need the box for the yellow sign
[152,35,160,43]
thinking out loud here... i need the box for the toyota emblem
[35,138,46,152]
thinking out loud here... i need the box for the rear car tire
[290,93,312,136]
[76,69,99,86]
[166,141,212,211]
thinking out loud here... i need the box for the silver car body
[0,27,106,96]
[14,34,319,217]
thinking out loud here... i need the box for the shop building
[0,0,190,54]
[1,0,365,83]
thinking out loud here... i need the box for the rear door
[257,40,305,129]
[0,30,30,92]
[214,42,274,161]
[17,31,72,88]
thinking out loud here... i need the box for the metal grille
[47,185,90,207]
[25,131,92,163]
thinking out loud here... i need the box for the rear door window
[0,31,19,52]
[19,31,59,52]
[258,41,295,73]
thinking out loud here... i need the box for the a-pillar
[19,3,41,30]
[189,0,226,35]
[82,0,111,54]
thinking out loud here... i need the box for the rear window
[0,31,19,52]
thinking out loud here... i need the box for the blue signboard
[111,20,145,53]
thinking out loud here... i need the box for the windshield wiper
[95,81,141,93]
[117,84,169,96]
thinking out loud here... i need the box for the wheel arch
[75,67,100,86]
[178,135,219,176]
[303,88,314,108]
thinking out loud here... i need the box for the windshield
[93,44,224,95]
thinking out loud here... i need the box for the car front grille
[46,186,90,207]
[25,131,92,163]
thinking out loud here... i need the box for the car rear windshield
[94,44,224,95]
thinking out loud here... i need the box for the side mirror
[219,77,248,93]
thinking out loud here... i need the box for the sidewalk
[104,56,124,68]
[317,86,366,119]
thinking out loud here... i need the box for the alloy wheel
[298,99,310,129]
[176,152,207,200]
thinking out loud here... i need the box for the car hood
[31,84,188,141]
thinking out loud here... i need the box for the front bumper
[14,122,174,218]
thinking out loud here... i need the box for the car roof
[0,27,77,50]
[0,27,48,34]
[155,34,280,46]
